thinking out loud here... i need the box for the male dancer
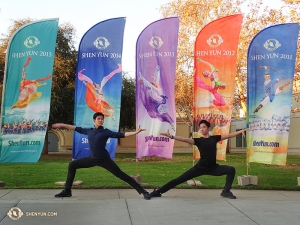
[254,66,291,113]
[54,112,151,200]
[150,120,246,199]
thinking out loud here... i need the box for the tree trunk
[42,132,48,155]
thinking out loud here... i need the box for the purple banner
[73,18,125,160]
[136,17,179,159]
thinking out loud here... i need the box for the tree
[49,22,77,125]
[119,72,136,131]
[159,0,300,119]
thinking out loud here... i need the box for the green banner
[0,19,58,163]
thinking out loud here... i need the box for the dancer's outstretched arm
[197,58,218,72]
[124,125,145,137]
[100,64,122,89]
[160,129,194,144]
[152,66,160,83]
[36,74,52,82]
[52,123,76,131]
[221,128,247,141]
[78,69,93,84]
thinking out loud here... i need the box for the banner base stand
[297,177,300,186]
[187,180,195,186]
[55,180,83,186]
[187,180,204,186]
[0,181,5,187]
[124,174,143,185]
[238,175,258,186]
[130,174,142,184]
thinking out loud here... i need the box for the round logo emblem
[207,34,223,48]
[24,36,40,48]
[149,36,163,49]
[94,37,110,50]
[263,39,281,51]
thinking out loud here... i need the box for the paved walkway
[0,189,299,225]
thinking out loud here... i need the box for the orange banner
[193,14,243,160]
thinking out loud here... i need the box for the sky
[0,0,283,77]
[0,0,172,76]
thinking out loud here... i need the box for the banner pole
[246,132,249,176]
[136,158,139,175]
[192,159,195,181]
[246,158,249,176]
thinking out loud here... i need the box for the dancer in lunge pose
[150,120,246,199]
[54,112,151,200]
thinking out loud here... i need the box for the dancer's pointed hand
[52,123,62,129]
[241,128,248,137]
[160,129,171,138]
[136,125,146,134]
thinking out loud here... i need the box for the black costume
[156,135,235,194]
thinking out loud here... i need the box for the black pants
[65,156,146,194]
[157,164,235,194]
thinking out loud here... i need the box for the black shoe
[150,189,161,198]
[142,191,151,200]
[55,189,72,197]
[254,104,263,113]
[220,190,236,199]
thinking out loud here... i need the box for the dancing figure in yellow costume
[11,57,52,111]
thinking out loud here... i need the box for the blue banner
[73,18,126,160]
[0,19,59,163]
[247,23,299,165]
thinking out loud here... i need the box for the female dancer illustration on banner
[11,57,52,111]
[139,66,175,131]
[195,58,226,107]
[77,64,122,119]
[253,66,292,113]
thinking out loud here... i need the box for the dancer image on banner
[11,57,52,111]
[195,58,226,107]
[254,66,292,113]
[138,66,175,131]
[77,64,122,120]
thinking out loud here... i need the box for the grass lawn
[0,153,299,190]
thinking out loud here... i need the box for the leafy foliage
[120,72,136,131]
[49,23,77,125]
